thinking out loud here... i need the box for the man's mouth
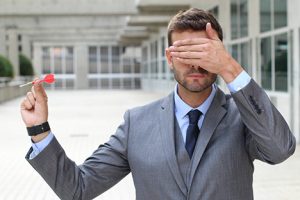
[186,68,208,77]
[187,73,206,78]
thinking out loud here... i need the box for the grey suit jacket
[26,80,296,200]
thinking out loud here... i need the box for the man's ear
[165,48,174,70]
[206,23,220,41]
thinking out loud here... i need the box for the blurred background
[0,0,299,199]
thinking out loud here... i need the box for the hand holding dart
[19,74,55,87]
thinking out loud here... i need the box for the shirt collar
[174,83,217,119]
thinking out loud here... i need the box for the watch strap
[27,121,50,136]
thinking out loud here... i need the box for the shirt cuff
[227,70,251,93]
[29,131,54,159]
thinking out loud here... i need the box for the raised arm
[21,83,131,199]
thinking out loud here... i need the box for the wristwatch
[27,121,51,136]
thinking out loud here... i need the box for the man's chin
[184,84,210,93]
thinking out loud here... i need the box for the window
[141,46,148,77]
[112,46,120,73]
[209,6,219,20]
[123,58,132,73]
[260,0,287,33]
[53,47,62,74]
[275,33,288,91]
[260,33,288,91]
[65,47,74,74]
[230,41,251,75]
[87,46,141,89]
[42,47,51,74]
[41,46,75,89]
[274,0,287,29]
[261,37,272,90]
[150,41,158,78]
[88,47,97,74]
[43,47,71,75]
[241,42,250,72]
[100,47,109,73]
[231,0,248,39]
[240,0,248,37]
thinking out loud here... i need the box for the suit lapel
[188,88,227,188]
[159,92,188,195]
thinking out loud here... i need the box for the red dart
[33,74,55,84]
[19,74,56,87]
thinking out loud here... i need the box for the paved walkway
[0,89,299,200]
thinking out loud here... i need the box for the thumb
[206,23,220,41]
[33,82,48,103]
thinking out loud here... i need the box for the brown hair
[167,8,223,46]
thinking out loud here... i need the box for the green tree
[19,54,34,76]
[0,55,14,77]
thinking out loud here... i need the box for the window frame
[258,27,291,93]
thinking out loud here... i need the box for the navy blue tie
[185,110,202,158]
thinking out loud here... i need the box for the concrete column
[21,35,31,59]
[157,35,162,80]
[218,0,231,91]
[218,0,230,41]
[147,42,151,79]
[7,29,19,78]
[289,0,300,143]
[75,43,88,89]
[291,28,300,143]
[0,28,6,56]
[33,43,42,76]
[248,0,260,81]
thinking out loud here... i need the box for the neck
[177,85,213,108]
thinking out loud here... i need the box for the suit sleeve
[231,79,296,164]
[25,110,131,200]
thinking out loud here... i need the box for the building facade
[0,0,299,142]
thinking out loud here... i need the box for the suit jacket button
[257,109,262,114]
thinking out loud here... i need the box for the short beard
[172,66,217,93]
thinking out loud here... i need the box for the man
[21,8,295,200]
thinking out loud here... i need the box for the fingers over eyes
[169,44,209,52]
[173,38,210,47]
[170,51,207,59]
[175,57,203,66]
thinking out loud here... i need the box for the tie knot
[188,110,202,124]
